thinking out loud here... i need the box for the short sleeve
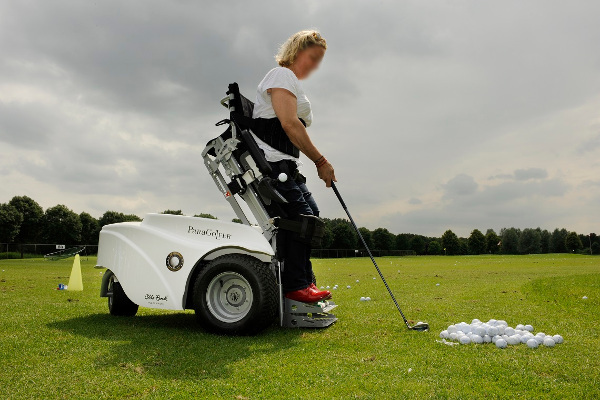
[259,67,299,98]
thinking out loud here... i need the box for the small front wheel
[107,274,139,317]
[193,254,277,335]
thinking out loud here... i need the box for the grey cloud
[408,197,422,205]
[514,168,548,181]
[443,174,478,197]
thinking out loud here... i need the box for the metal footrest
[282,299,338,328]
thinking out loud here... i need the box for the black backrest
[227,82,254,118]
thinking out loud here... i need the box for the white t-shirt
[251,67,313,164]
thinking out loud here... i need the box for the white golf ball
[488,319,497,325]
[360,297,366,302]
[552,335,563,344]
[436,283,440,286]
[482,335,491,343]
[326,286,330,289]
[472,319,481,324]
[543,337,556,347]
[459,336,471,345]
[521,334,532,344]
[472,335,483,344]
[356,279,359,283]
[497,320,508,327]
[524,324,534,332]
[536,332,546,339]
[497,326,505,335]
[373,277,376,280]
[527,339,539,348]
[582,296,588,300]
[487,326,499,336]
[516,324,525,330]
[449,333,458,341]
[365,297,371,301]
[447,325,457,334]
[278,173,288,182]
[440,330,448,339]
[508,335,521,345]
[505,327,516,336]
[456,331,465,337]
[534,336,543,344]
[474,327,486,337]
[320,286,324,289]
[492,335,500,344]
[496,339,507,349]
[347,285,351,289]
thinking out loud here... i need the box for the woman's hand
[317,161,337,188]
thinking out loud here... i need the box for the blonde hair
[275,30,327,67]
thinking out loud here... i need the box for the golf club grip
[331,182,347,209]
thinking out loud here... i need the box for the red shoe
[309,283,332,299]
[286,287,331,303]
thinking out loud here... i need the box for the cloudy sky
[1,1,599,237]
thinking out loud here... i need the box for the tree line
[1,195,597,256]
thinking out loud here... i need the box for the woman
[251,30,336,303]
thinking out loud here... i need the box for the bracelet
[314,155,324,165]
[315,157,328,168]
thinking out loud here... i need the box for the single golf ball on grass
[365,297,371,301]
[552,335,564,344]
[360,297,366,302]
[527,339,539,349]
[543,337,556,347]
[347,285,351,289]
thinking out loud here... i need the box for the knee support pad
[273,214,325,247]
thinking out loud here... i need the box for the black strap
[231,115,303,158]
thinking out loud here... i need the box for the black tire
[193,254,277,335]
[107,274,139,317]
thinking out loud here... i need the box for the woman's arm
[270,88,337,187]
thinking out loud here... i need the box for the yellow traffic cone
[67,254,83,291]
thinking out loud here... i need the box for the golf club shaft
[330,182,410,327]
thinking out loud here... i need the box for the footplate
[282,299,338,328]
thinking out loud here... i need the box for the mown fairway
[0,254,598,399]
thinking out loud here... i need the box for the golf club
[331,181,429,332]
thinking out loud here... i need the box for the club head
[410,322,429,332]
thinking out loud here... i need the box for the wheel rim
[107,275,114,308]
[206,271,253,323]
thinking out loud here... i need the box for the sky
[1,0,599,237]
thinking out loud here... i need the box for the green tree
[231,218,243,224]
[540,229,551,253]
[565,231,583,252]
[468,229,486,254]
[518,228,542,254]
[8,196,43,245]
[459,238,469,255]
[550,228,568,253]
[592,242,600,255]
[410,235,426,255]
[79,212,100,245]
[99,211,142,227]
[123,214,142,222]
[428,240,443,255]
[42,205,82,244]
[395,233,413,250]
[500,227,519,254]
[485,229,500,254]
[358,227,373,248]
[194,213,218,220]
[332,223,357,249]
[321,225,334,249]
[372,228,394,250]
[0,203,23,243]
[162,209,183,215]
[441,230,460,255]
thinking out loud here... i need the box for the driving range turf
[0,254,598,399]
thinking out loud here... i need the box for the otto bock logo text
[188,226,231,240]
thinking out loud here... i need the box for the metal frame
[201,92,337,328]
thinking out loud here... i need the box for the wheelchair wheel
[107,273,139,317]
[193,254,277,335]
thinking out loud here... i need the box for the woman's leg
[298,181,320,285]
[268,161,315,293]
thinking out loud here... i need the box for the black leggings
[268,160,319,293]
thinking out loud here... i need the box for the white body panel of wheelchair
[96,213,273,310]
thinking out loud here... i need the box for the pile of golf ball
[439,319,564,349]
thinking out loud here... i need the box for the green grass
[0,254,599,399]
